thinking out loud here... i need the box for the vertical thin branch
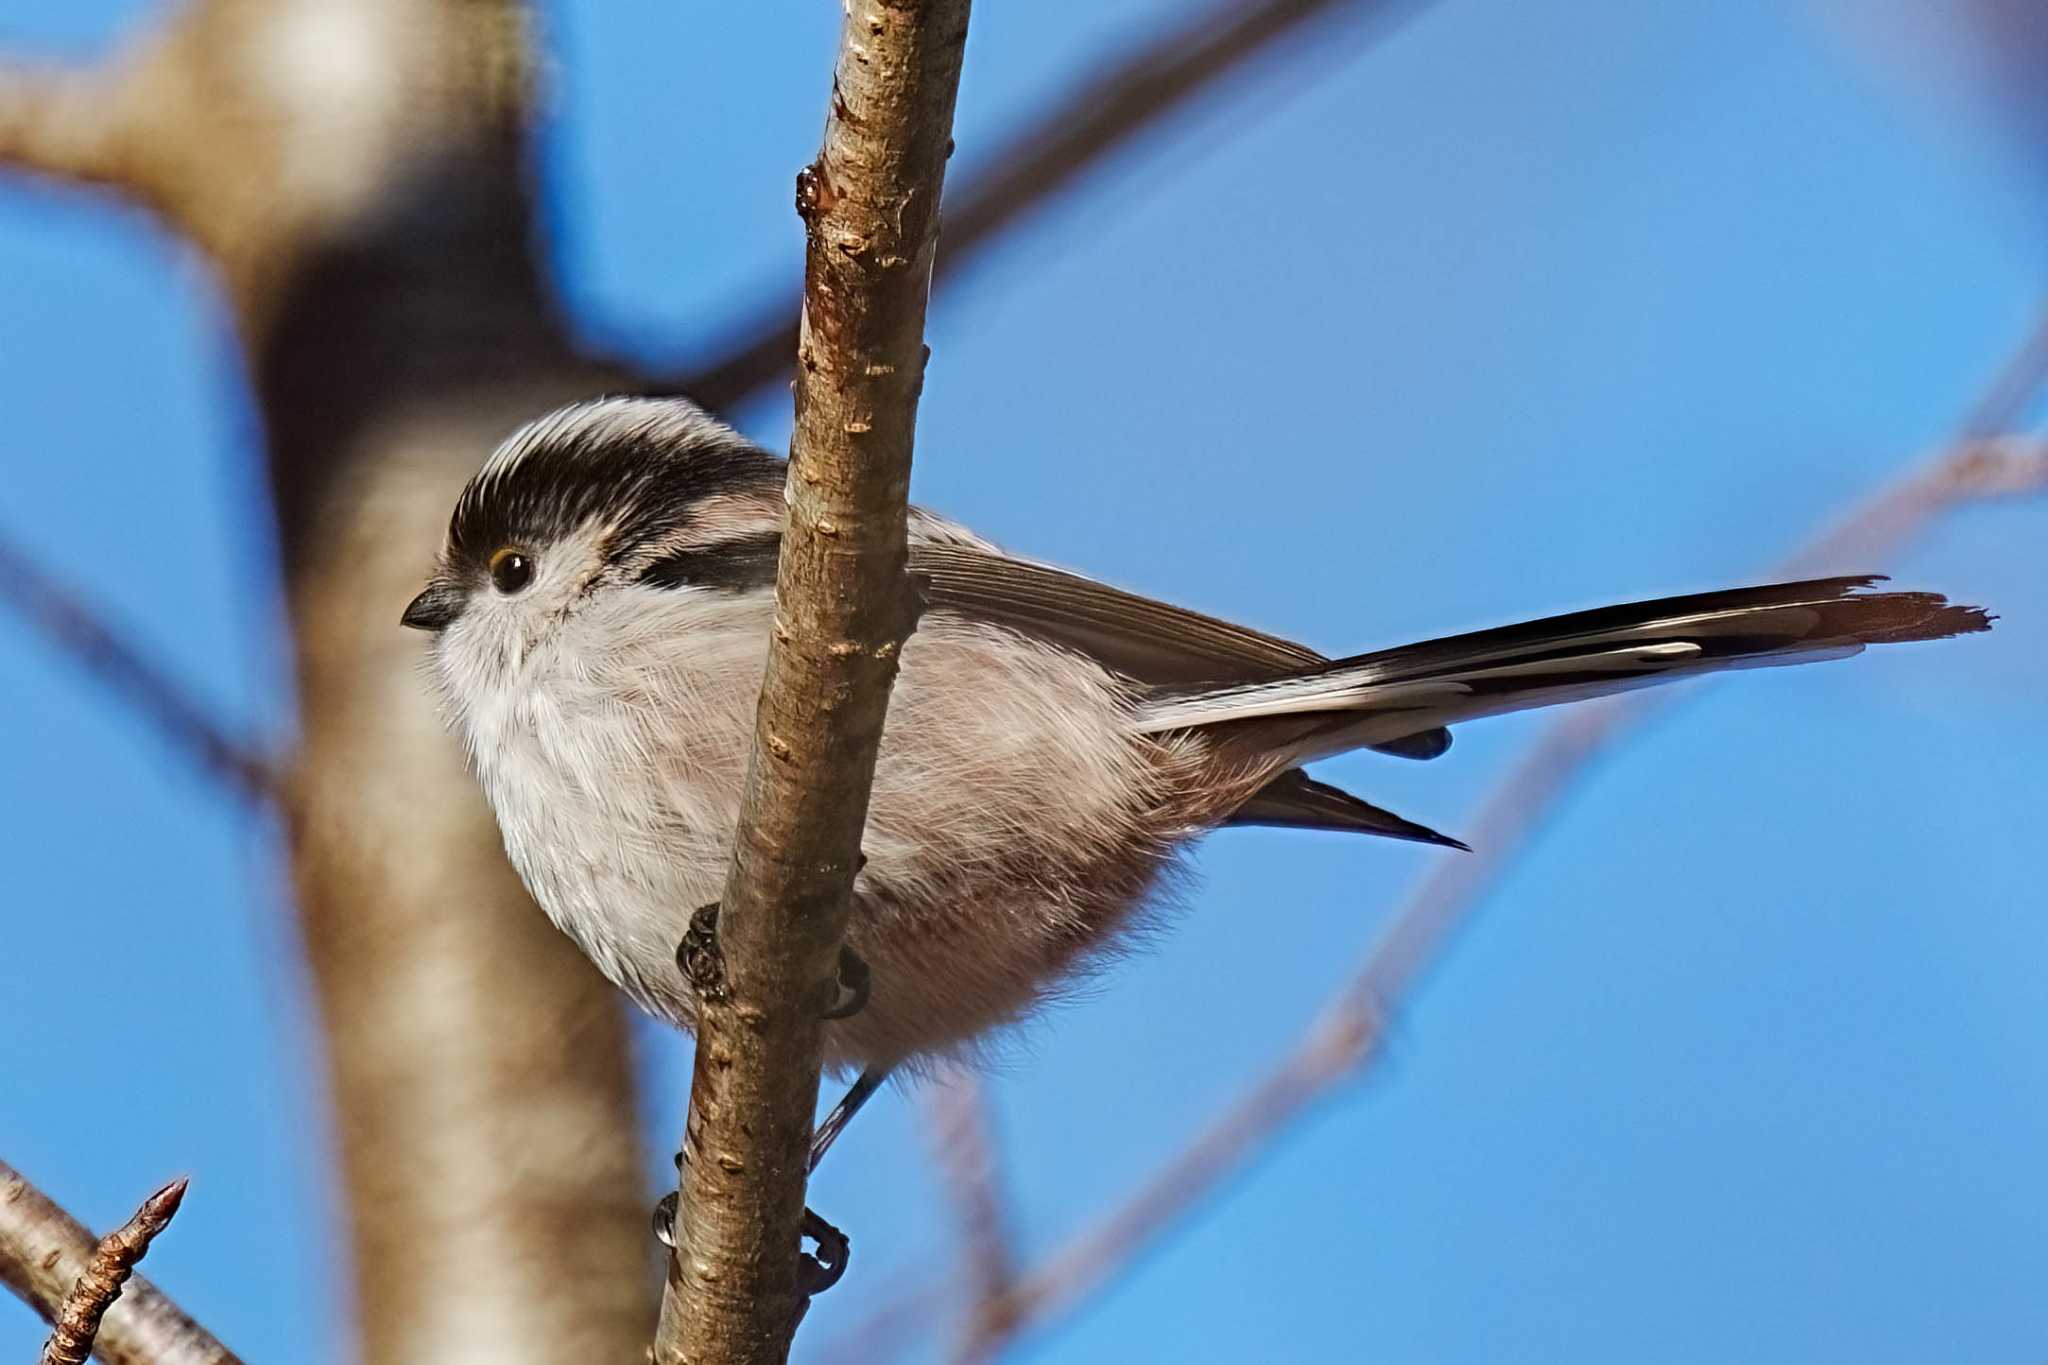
[923,1071,1019,1363]
[653,2,974,1361]
[39,1177,190,1365]
[1,1161,239,1365]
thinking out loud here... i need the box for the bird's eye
[489,548,534,595]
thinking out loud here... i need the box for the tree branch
[1,1162,239,1365]
[0,530,278,804]
[39,1176,190,1365]
[653,2,973,1361]
[675,0,1420,413]
[0,0,535,332]
[0,60,133,191]
[922,1070,1019,1363]
[955,318,2048,1356]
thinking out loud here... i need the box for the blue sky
[3,1,2044,1361]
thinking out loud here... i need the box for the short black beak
[402,581,464,632]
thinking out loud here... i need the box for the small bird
[405,395,1990,1160]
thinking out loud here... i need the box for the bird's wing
[906,539,1460,839]
[910,539,1321,685]
[909,539,1456,769]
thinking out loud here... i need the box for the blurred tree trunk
[280,384,656,1365]
[226,12,661,1359]
[3,2,655,1359]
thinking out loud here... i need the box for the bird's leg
[809,1066,891,1172]
[653,902,885,1301]
[652,1065,892,1272]
[797,1208,852,1295]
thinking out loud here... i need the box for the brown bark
[653,1,973,1360]
[1,1162,238,1365]
[38,1177,190,1365]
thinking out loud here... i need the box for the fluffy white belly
[463,588,1211,1071]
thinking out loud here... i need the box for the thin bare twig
[816,1273,956,1365]
[39,1177,190,1365]
[676,0,1422,413]
[922,1070,1020,1363]
[1,1161,239,1365]
[0,61,130,191]
[0,531,278,803]
[1791,433,2048,578]
[654,2,972,1360]
[964,314,2048,1354]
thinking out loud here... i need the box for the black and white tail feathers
[906,538,1989,849]
[1140,577,1991,766]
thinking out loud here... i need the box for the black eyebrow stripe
[637,531,783,593]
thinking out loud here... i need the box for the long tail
[1141,576,1991,769]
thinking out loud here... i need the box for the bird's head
[404,396,787,692]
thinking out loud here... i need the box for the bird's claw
[662,896,861,1287]
[798,1206,851,1295]
[652,1191,678,1249]
[821,943,870,1021]
[650,1191,850,1296]
[676,902,726,1000]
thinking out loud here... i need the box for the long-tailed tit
[404,395,1991,1166]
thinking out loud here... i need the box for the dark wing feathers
[910,542,1451,765]
[1364,727,1454,761]
[909,541,1461,840]
[1225,769,1469,850]
[911,542,1320,684]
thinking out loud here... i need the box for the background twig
[39,1176,190,1365]
[1,1161,238,1365]
[0,532,276,804]
[922,1070,1019,1363]
[677,0,1421,413]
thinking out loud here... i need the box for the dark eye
[489,548,534,594]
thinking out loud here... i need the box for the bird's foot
[798,1206,851,1294]
[821,943,870,1020]
[676,902,726,1000]
[677,901,864,1021]
[649,1191,851,1295]
[652,1190,679,1248]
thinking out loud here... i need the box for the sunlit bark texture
[655,1,973,1361]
